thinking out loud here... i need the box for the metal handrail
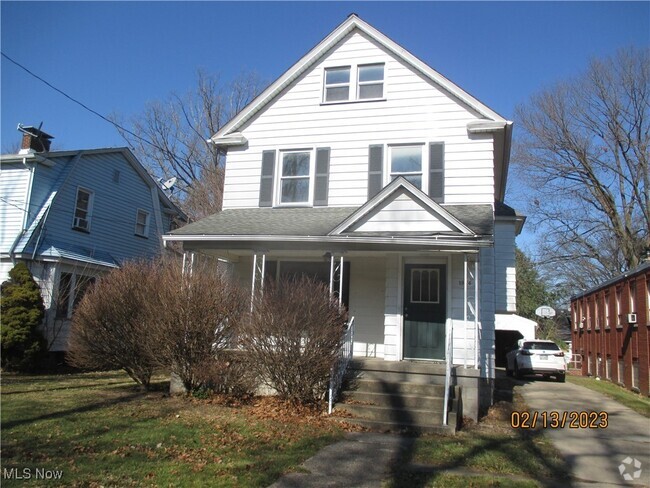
[328,316,355,414]
[442,318,453,426]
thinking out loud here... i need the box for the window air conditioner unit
[627,313,637,324]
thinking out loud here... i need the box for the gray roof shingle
[170,204,495,237]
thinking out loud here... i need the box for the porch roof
[167,205,494,238]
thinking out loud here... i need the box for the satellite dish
[161,177,177,191]
[535,305,556,318]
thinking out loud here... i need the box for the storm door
[403,264,446,360]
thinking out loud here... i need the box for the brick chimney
[17,124,54,153]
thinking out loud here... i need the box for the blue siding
[39,152,163,265]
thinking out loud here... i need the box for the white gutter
[163,234,492,248]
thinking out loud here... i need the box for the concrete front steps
[332,359,460,434]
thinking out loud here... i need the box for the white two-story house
[164,15,525,422]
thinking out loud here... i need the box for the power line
[1,51,159,151]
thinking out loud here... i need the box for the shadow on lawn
[2,389,149,430]
[385,372,573,488]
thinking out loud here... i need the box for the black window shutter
[428,142,444,203]
[314,148,330,206]
[259,150,276,207]
[367,145,384,199]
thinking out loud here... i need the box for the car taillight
[521,350,534,356]
[554,352,564,357]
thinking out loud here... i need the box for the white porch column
[328,254,344,309]
[250,252,266,311]
[182,251,195,277]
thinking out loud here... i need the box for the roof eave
[163,233,492,248]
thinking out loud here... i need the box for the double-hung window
[324,63,385,103]
[324,67,350,102]
[72,187,93,232]
[135,209,150,237]
[279,150,311,204]
[358,64,384,99]
[389,145,423,189]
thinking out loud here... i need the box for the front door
[403,264,447,360]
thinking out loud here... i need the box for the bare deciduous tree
[113,70,264,220]
[514,47,649,291]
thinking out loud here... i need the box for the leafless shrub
[67,261,159,389]
[153,258,247,393]
[241,277,347,406]
[194,350,258,399]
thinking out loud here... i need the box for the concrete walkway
[518,379,650,487]
[268,432,414,488]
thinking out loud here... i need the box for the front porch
[182,247,495,421]
[217,249,488,367]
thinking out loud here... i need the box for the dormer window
[323,63,385,103]
[358,64,384,99]
[324,67,351,102]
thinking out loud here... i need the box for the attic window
[324,67,350,102]
[358,64,384,99]
[323,63,385,103]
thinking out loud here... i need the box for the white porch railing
[328,316,355,414]
[443,318,453,426]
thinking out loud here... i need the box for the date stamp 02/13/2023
[511,410,609,429]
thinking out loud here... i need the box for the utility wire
[1,51,159,151]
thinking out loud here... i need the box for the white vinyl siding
[0,164,30,252]
[222,31,494,209]
[494,220,517,313]
[350,257,386,358]
[349,193,454,233]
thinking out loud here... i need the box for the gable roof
[211,14,507,143]
[330,177,475,236]
[3,147,186,257]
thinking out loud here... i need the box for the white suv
[506,339,567,382]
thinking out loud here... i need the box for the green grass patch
[567,375,650,417]
[385,471,539,487]
[1,371,343,487]
[384,385,571,488]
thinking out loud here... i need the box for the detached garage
[495,314,537,367]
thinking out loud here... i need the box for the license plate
[540,355,548,360]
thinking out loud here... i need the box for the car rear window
[523,341,560,351]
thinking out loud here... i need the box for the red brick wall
[571,267,650,396]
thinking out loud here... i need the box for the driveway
[517,378,650,487]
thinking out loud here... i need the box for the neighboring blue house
[0,126,185,352]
